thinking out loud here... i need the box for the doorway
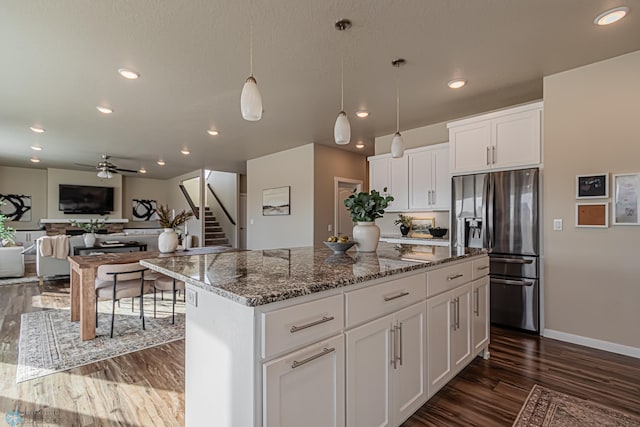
[334,177,363,237]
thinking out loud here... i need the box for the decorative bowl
[323,241,356,253]
[428,227,448,238]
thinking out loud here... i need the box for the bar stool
[153,275,185,324]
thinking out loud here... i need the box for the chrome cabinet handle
[390,327,397,369]
[447,273,463,281]
[384,291,410,302]
[477,265,490,270]
[451,300,457,331]
[492,278,533,287]
[290,316,335,333]
[486,146,490,165]
[398,322,404,366]
[291,347,335,369]
[455,297,460,329]
[474,288,479,316]
[492,146,496,164]
[491,257,533,264]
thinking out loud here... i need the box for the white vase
[353,221,380,252]
[158,228,179,253]
[83,233,96,248]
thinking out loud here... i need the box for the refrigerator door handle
[487,174,494,250]
[481,175,490,249]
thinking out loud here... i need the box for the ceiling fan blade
[114,167,139,173]
[75,163,98,169]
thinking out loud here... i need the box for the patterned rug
[0,275,40,286]
[513,384,640,426]
[17,298,184,383]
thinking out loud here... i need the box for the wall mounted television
[59,184,114,214]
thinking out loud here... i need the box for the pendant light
[241,0,262,121]
[391,58,406,158]
[334,19,351,145]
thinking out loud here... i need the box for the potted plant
[156,204,194,253]
[69,218,108,247]
[394,214,413,237]
[344,188,394,252]
[0,203,16,247]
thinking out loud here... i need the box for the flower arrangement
[69,218,108,233]
[393,214,413,227]
[0,202,16,246]
[156,204,194,229]
[343,188,394,222]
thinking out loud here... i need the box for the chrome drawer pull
[291,347,335,369]
[290,316,335,333]
[492,278,533,287]
[447,273,464,281]
[491,257,533,264]
[477,265,490,270]
[384,291,410,302]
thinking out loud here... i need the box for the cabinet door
[408,150,432,210]
[426,290,453,396]
[491,109,541,169]
[369,157,391,196]
[263,334,345,427]
[389,156,409,211]
[393,302,427,425]
[449,121,491,174]
[451,284,472,373]
[472,276,490,355]
[431,147,451,211]
[346,314,394,427]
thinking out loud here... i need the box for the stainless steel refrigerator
[451,168,539,332]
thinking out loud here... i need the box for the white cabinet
[448,102,542,174]
[408,145,450,211]
[426,283,472,397]
[369,156,391,197]
[368,155,408,211]
[471,276,490,356]
[346,302,427,427]
[263,334,345,427]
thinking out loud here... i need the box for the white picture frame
[575,202,608,228]
[576,173,608,199]
[613,173,640,225]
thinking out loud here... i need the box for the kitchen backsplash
[376,211,450,235]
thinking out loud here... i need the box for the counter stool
[153,275,185,324]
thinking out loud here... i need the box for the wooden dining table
[68,246,242,341]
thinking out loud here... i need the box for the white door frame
[334,177,363,235]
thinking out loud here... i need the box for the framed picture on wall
[576,173,608,199]
[409,218,435,238]
[262,186,290,216]
[613,173,640,225]
[575,202,608,228]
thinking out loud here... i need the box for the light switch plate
[553,219,563,231]
[186,288,198,307]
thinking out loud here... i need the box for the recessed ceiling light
[207,129,219,136]
[117,68,140,80]
[157,160,165,166]
[30,145,43,151]
[181,148,190,155]
[356,111,369,118]
[594,6,629,25]
[30,126,45,133]
[355,142,365,149]
[139,167,147,174]
[96,106,113,114]
[30,157,40,163]
[448,79,467,89]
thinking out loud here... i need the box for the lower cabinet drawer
[472,257,490,280]
[261,294,344,359]
[345,272,426,328]
[427,261,473,297]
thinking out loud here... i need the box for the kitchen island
[140,242,489,427]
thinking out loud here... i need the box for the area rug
[513,384,640,426]
[0,275,40,286]
[16,299,184,383]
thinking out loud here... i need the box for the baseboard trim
[542,329,640,359]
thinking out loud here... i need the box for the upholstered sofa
[36,234,161,281]
[0,246,25,278]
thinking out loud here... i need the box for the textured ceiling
[0,0,639,178]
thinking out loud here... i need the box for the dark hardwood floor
[1,273,639,426]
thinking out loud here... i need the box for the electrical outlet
[328,224,332,232]
[186,288,198,307]
[553,219,563,231]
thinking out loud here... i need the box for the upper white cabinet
[369,143,450,212]
[448,102,542,175]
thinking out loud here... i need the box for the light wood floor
[1,276,639,426]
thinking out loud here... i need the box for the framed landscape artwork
[576,173,608,199]
[262,186,290,216]
[409,218,435,238]
[613,173,640,225]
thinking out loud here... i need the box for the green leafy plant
[0,202,16,246]
[69,218,108,233]
[394,214,413,227]
[343,188,394,222]
[156,204,194,229]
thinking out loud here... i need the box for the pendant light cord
[249,0,253,76]
[340,55,344,111]
[396,71,400,132]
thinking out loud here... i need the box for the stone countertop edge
[139,247,486,308]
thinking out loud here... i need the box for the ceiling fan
[76,154,138,179]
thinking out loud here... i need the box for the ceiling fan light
[391,132,405,158]
[334,111,351,145]
[241,76,263,121]
[97,169,112,179]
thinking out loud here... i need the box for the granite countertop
[139,242,486,307]
[379,234,450,245]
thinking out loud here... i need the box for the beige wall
[543,50,640,349]
[0,166,47,230]
[122,176,169,227]
[374,120,449,155]
[46,168,123,219]
[247,144,314,250]
[313,144,367,246]
[167,170,204,247]
[206,171,239,248]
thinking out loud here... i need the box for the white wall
[206,170,239,248]
[122,176,169,228]
[247,144,314,250]
[0,166,47,230]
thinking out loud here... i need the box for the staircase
[204,207,230,246]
